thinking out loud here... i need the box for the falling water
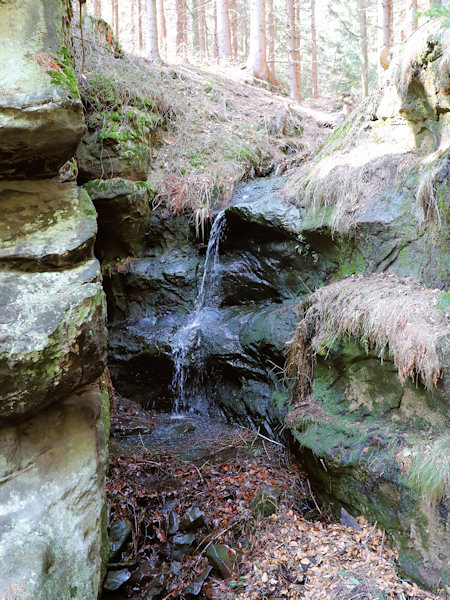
[171,212,226,413]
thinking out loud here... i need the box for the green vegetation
[47,46,80,99]
[410,434,450,503]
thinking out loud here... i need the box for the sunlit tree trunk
[287,0,301,100]
[93,0,101,17]
[248,0,278,84]
[267,0,275,66]
[192,0,200,54]
[230,0,238,60]
[138,0,144,51]
[112,0,119,39]
[217,0,233,61]
[379,0,393,71]
[213,1,219,60]
[358,0,369,96]
[311,0,318,98]
[411,0,418,32]
[198,0,206,57]
[176,0,187,57]
[147,0,161,61]
[157,0,167,57]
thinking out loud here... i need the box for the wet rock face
[0,0,85,179]
[0,1,108,597]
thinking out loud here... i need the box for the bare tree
[248,0,277,84]
[93,0,101,17]
[267,0,275,66]
[379,0,393,69]
[311,0,318,98]
[157,0,167,57]
[358,0,369,96]
[112,0,119,39]
[217,0,233,61]
[147,0,161,61]
[213,0,219,59]
[138,0,144,51]
[287,0,301,100]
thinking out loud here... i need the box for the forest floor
[103,395,448,600]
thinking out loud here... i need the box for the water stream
[170,211,226,413]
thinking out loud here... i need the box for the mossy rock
[0,180,97,270]
[0,0,84,178]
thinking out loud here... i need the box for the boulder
[0,0,85,179]
[0,180,97,269]
[0,260,107,421]
[0,382,109,599]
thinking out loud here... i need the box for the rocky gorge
[0,2,448,599]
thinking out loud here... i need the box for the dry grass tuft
[287,274,449,396]
[409,433,450,503]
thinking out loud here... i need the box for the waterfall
[171,211,226,413]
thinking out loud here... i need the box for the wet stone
[172,533,196,561]
[109,519,132,560]
[180,507,204,532]
[185,565,212,596]
[205,543,237,578]
[103,568,131,591]
[145,572,167,598]
[250,484,282,518]
[167,510,180,535]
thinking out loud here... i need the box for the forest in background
[78,0,449,103]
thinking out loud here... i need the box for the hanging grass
[286,274,449,398]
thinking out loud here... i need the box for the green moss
[47,46,80,99]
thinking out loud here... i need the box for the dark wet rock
[109,520,132,561]
[185,565,212,596]
[83,178,151,261]
[250,485,282,518]
[145,572,167,598]
[172,533,196,561]
[167,511,180,535]
[104,568,132,591]
[180,507,204,532]
[206,543,238,578]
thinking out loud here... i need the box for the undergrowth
[72,15,320,225]
[409,433,450,504]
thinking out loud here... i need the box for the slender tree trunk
[411,0,418,31]
[248,0,278,83]
[311,0,318,99]
[230,0,238,60]
[157,0,167,57]
[138,0,144,51]
[217,0,233,61]
[112,0,119,39]
[147,0,161,61]
[93,0,101,17]
[213,0,219,60]
[176,0,187,57]
[379,0,393,70]
[287,0,301,100]
[267,0,275,66]
[198,0,206,57]
[358,0,368,96]
[192,0,200,54]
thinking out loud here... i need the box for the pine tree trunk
[411,0,418,31]
[176,0,187,57]
[267,0,275,66]
[157,0,167,57]
[192,0,200,54]
[217,0,233,61]
[138,0,144,51]
[147,0,161,61]
[213,0,219,60]
[287,0,301,101]
[230,0,238,60]
[379,0,393,71]
[112,0,119,39]
[358,0,368,96]
[198,0,206,57]
[248,0,278,83]
[311,0,318,99]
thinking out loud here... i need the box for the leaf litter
[105,396,448,600]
